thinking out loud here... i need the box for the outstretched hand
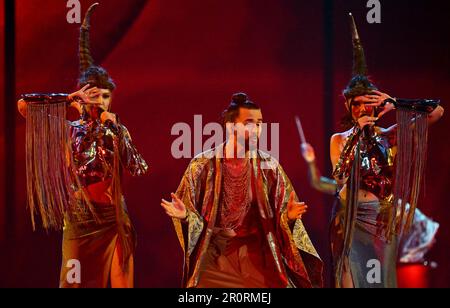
[161,193,188,220]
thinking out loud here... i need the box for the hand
[17,99,27,117]
[364,90,396,118]
[287,191,308,221]
[68,84,102,106]
[101,111,117,125]
[301,143,316,163]
[357,115,378,129]
[161,193,188,220]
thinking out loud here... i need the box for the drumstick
[295,116,307,144]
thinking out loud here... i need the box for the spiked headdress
[78,3,116,91]
[343,13,377,106]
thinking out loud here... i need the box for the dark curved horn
[79,3,99,73]
[349,13,368,76]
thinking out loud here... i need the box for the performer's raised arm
[17,84,102,119]
[362,90,445,134]
[300,143,337,195]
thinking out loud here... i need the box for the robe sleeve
[172,158,207,257]
[271,162,324,288]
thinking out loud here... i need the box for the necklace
[220,159,252,230]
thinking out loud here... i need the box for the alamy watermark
[366,259,382,284]
[170,115,280,169]
[66,1,382,25]
[367,0,382,24]
[66,259,81,284]
[66,0,81,24]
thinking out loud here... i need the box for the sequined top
[333,126,397,201]
[70,117,148,190]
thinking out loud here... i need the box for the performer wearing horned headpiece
[295,117,439,285]
[17,3,148,288]
[328,14,444,288]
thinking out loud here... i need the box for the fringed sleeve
[393,109,429,234]
[335,142,361,287]
[25,100,74,230]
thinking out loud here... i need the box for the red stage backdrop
[1,0,449,287]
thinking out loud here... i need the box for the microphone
[88,104,106,120]
[360,112,375,139]
[363,124,374,140]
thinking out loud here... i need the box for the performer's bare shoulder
[330,128,354,171]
